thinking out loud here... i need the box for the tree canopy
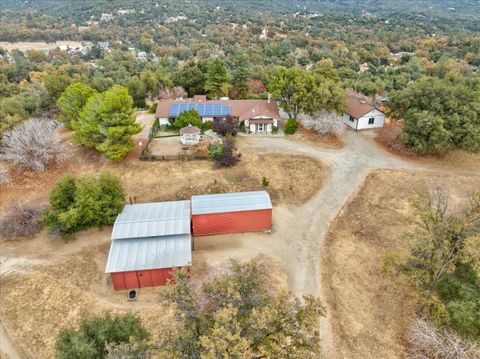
[57,82,97,128]
[159,259,325,358]
[268,67,346,120]
[388,75,480,154]
[74,85,141,160]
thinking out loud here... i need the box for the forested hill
[2,0,480,16]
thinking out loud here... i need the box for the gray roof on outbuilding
[111,201,191,240]
[191,191,272,215]
[105,233,192,273]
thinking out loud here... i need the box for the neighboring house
[105,201,192,290]
[180,125,201,145]
[342,96,385,130]
[156,98,281,135]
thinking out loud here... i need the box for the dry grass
[0,134,328,358]
[288,125,344,149]
[0,137,327,214]
[322,169,480,359]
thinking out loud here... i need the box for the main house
[155,96,281,135]
[342,95,385,130]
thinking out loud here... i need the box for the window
[349,116,355,122]
[368,117,375,125]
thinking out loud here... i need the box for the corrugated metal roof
[105,234,192,273]
[191,191,272,215]
[111,201,190,240]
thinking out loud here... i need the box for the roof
[180,125,201,135]
[169,103,231,117]
[156,99,281,122]
[105,234,192,273]
[249,118,274,124]
[191,191,272,215]
[111,201,190,240]
[345,96,383,119]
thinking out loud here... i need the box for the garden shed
[105,201,192,290]
[191,191,272,236]
[180,124,201,145]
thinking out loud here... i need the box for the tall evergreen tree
[74,85,141,160]
[205,59,229,99]
[57,83,97,128]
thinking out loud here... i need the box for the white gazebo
[180,124,201,145]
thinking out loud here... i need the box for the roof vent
[360,100,366,104]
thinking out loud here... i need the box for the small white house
[342,96,385,130]
[180,125,201,146]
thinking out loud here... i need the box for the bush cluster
[43,172,125,234]
[0,202,44,240]
[284,118,298,134]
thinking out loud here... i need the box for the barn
[105,201,192,290]
[191,191,272,236]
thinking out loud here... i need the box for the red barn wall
[192,209,272,237]
[110,266,189,290]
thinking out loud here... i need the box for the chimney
[267,93,271,103]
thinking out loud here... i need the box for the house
[105,201,192,290]
[191,191,272,236]
[180,125,201,145]
[155,98,281,135]
[342,96,385,130]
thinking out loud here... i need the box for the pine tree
[74,85,141,160]
[205,59,229,99]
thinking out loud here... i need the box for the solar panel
[168,103,231,117]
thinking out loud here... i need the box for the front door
[257,123,265,133]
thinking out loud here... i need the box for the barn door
[137,271,153,288]
[123,271,140,289]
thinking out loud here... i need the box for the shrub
[213,116,239,136]
[55,312,149,359]
[284,118,297,134]
[406,317,480,359]
[43,172,124,234]
[148,102,157,114]
[298,110,344,137]
[173,109,202,129]
[262,177,269,188]
[211,137,240,167]
[0,118,67,171]
[0,202,44,240]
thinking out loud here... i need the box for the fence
[139,154,208,162]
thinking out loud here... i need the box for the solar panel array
[169,103,231,117]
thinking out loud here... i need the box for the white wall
[342,113,358,129]
[159,118,169,126]
[342,110,384,130]
[202,117,214,123]
[356,109,385,130]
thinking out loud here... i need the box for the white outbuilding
[180,125,201,145]
[342,96,385,130]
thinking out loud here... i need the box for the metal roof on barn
[105,233,192,273]
[111,201,191,240]
[191,191,272,215]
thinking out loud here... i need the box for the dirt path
[241,130,421,355]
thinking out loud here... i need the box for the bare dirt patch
[322,169,480,359]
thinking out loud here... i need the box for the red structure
[111,267,189,290]
[191,191,272,237]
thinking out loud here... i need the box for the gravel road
[241,130,420,355]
